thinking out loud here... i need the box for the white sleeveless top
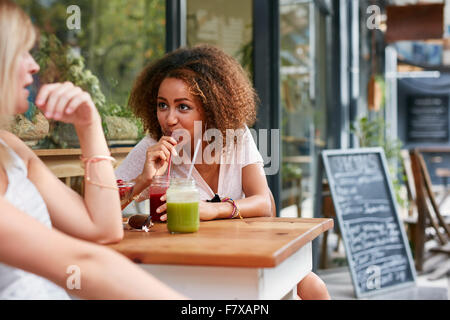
[0,139,70,300]
[116,126,264,201]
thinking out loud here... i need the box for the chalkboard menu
[407,95,449,143]
[322,148,417,298]
[420,149,450,185]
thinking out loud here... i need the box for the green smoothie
[167,202,199,233]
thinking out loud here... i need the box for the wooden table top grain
[108,217,333,268]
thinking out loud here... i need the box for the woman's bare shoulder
[0,130,36,163]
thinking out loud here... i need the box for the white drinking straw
[187,139,201,179]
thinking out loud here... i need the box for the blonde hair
[0,0,36,166]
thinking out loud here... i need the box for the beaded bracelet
[221,197,242,219]
[80,155,118,190]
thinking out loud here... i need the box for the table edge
[110,217,334,268]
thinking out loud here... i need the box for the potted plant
[26,33,142,148]
[9,108,49,147]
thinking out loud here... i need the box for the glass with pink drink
[149,175,170,222]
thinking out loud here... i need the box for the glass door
[280,0,327,218]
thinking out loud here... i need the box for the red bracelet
[221,197,242,219]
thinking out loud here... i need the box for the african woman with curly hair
[116,45,330,300]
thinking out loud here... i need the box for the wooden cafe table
[108,217,333,300]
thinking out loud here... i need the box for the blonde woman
[0,0,185,300]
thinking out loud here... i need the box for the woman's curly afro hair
[128,44,258,144]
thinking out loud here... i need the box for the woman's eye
[178,104,191,111]
[157,102,168,109]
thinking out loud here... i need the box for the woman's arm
[3,82,123,244]
[158,163,273,221]
[0,129,122,244]
[206,127,273,219]
[35,83,122,243]
[207,163,273,220]
[0,196,186,300]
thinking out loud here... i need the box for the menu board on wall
[407,95,449,143]
[322,148,416,298]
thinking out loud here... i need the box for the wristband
[221,197,242,219]
[81,155,118,190]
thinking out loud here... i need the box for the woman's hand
[158,195,220,222]
[35,82,100,127]
[138,136,177,185]
[198,201,221,220]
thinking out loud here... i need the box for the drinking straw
[187,139,201,179]
[168,132,181,179]
[167,153,172,178]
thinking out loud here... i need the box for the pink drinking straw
[168,132,179,179]
[167,153,172,178]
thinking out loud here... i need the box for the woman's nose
[166,109,178,125]
[29,55,40,74]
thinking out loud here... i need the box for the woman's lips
[23,80,33,88]
[22,84,32,96]
[165,129,181,136]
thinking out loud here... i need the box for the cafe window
[14,0,166,149]
[185,0,253,75]
[280,1,327,218]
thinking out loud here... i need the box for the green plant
[351,114,406,208]
[236,40,253,80]
[33,33,144,145]
[17,0,166,106]
[34,33,106,109]
[99,101,144,140]
[282,163,303,181]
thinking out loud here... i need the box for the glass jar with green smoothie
[166,178,199,233]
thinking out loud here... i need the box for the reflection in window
[280,2,326,217]
[186,0,253,76]
[15,0,165,148]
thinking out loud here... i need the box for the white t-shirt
[115,126,264,201]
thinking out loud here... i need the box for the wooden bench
[33,147,132,193]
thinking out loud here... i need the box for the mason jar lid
[151,175,170,187]
[167,177,199,203]
[169,177,196,188]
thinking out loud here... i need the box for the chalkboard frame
[322,147,417,298]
